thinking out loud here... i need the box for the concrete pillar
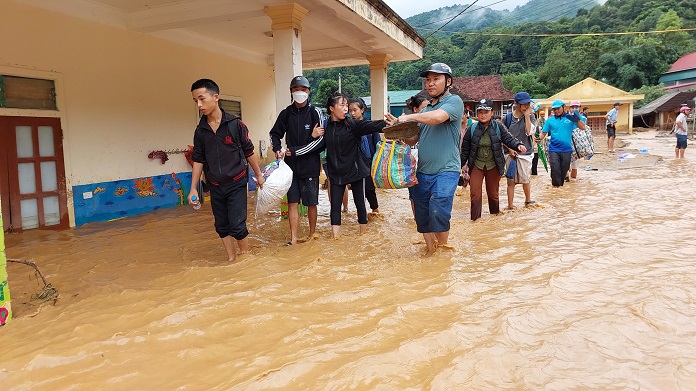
[367,54,392,120]
[0,203,11,327]
[265,3,308,115]
[628,104,634,134]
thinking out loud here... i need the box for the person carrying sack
[502,92,537,210]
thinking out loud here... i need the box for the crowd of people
[185,63,691,260]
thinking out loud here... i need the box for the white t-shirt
[675,113,688,135]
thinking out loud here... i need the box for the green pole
[0,201,11,326]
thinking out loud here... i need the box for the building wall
[1,1,277,226]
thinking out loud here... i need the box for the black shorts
[287,177,319,206]
[606,124,616,138]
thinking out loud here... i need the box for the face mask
[292,91,309,104]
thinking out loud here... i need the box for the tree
[502,71,549,97]
[314,79,338,107]
[467,46,503,76]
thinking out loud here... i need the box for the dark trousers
[469,165,501,221]
[549,151,572,187]
[531,153,539,175]
[209,177,249,239]
[330,178,367,226]
[364,176,378,210]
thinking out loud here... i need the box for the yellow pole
[0,200,11,326]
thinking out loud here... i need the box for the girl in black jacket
[324,92,393,238]
[460,99,526,221]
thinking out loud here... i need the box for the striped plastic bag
[371,140,418,189]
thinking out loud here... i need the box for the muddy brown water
[1,131,695,390]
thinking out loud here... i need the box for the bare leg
[676,147,680,158]
[608,136,615,152]
[221,236,236,262]
[307,205,317,237]
[332,225,341,239]
[288,203,300,244]
[342,191,349,212]
[435,231,451,248]
[522,183,532,203]
[423,232,437,253]
[359,223,367,235]
[570,168,577,178]
[507,182,515,209]
[680,148,685,159]
[237,237,249,254]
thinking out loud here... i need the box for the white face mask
[292,91,309,104]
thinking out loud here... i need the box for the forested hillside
[306,0,696,107]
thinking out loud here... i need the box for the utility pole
[338,73,342,93]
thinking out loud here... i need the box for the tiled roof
[451,75,514,101]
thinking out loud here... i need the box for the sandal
[525,201,536,206]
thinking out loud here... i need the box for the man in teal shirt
[397,63,464,254]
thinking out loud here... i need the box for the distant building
[633,90,696,130]
[451,75,514,117]
[361,90,423,119]
[536,78,644,134]
[659,52,696,92]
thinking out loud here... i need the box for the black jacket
[191,110,254,184]
[460,120,523,176]
[325,118,385,185]
[269,103,324,179]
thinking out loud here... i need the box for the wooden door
[0,116,69,231]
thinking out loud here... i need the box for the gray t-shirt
[506,113,535,155]
[417,93,464,174]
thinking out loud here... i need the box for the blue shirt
[606,108,618,125]
[542,115,575,153]
[417,93,464,174]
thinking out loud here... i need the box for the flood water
[1,131,695,390]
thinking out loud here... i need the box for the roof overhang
[16,0,424,69]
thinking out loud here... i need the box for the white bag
[255,159,293,216]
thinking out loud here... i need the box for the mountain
[405,0,600,36]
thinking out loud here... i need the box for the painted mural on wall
[0,209,11,326]
[72,172,192,226]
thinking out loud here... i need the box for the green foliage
[630,84,668,109]
[306,0,696,104]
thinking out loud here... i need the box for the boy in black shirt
[188,79,264,262]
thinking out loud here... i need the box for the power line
[413,0,508,28]
[416,27,696,37]
[424,0,480,40]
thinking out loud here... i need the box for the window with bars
[0,75,57,110]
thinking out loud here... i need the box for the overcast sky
[383,0,531,19]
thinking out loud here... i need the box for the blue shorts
[410,171,459,233]
[287,177,319,206]
[676,134,688,149]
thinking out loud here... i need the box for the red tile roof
[667,52,696,73]
[451,75,514,102]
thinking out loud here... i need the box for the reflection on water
[1,133,696,389]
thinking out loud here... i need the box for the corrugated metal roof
[633,90,696,116]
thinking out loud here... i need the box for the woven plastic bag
[571,126,594,159]
[256,159,293,216]
[371,140,417,189]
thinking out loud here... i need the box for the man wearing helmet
[270,76,325,245]
[397,63,464,254]
[538,99,586,187]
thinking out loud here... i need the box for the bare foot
[437,243,456,251]
[297,236,310,243]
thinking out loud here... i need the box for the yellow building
[537,78,644,134]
